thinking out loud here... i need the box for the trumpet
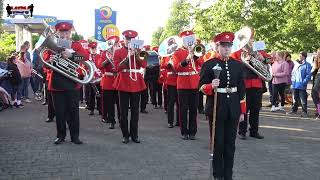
[193,44,206,57]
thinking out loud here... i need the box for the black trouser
[119,91,141,139]
[88,83,101,113]
[178,89,198,136]
[167,85,179,125]
[115,92,120,121]
[292,89,308,113]
[208,112,238,180]
[79,85,84,102]
[140,89,148,111]
[239,88,262,135]
[272,83,286,106]
[85,84,90,106]
[102,90,117,124]
[312,74,320,107]
[163,88,168,111]
[151,81,163,106]
[52,90,80,140]
[47,91,55,119]
[198,91,204,112]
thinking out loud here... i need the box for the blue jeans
[292,89,308,113]
[11,84,22,101]
[30,76,40,93]
[21,77,30,98]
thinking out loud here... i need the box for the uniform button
[227,77,230,80]
[227,81,230,84]
[227,95,230,98]
[227,74,230,76]
[226,67,228,69]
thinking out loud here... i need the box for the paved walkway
[1,98,320,180]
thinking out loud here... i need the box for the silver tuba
[232,26,272,82]
[36,27,94,84]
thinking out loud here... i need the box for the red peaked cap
[213,32,235,43]
[179,30,194,38]
[88,42,98,49]
[107,36,120,43]
[55,22,73,31]
[122,30,138,38]
[79,40,88,43]
[152,46,159,52]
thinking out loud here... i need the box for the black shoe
[153,105,158,109]
[42,101,47,105]
[214,177,224,180]
[182,134,188,140]
[168,124,174,128]
[71,139,83,144]
[140,109,148,114]
[88,111,94,115]
[109,123,115,129]
[175,122,179,126]
[250,133,264,139]
[122,137,129,144]
[238,133,246,140]
[101,119,107,123]
[131,137,140,143]
[54,138,64,144]
[189,135,196,140]
[46,118,54,123]
[85,105,90,110]
[164,110,167,114]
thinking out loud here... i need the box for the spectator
[7,55,23,108]
[284,53,295,104]
[311,48,320,119]
[17,45,32,103]
[271,51,289,112]
[288,51,312,117]
[30,49,42,99]
[267,51,277,107]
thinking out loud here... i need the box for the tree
[160,0,193,43]
[71,32,84,41]
[0,32,15,61]
[0,0,4,32]
[32,34,40,48]
[151,27,164,46]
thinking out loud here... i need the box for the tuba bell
[37,27,94,84]
[232,26,272,82]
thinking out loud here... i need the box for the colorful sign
[95,6,119,42]
[33,15,57,26]
[6,4,34,19]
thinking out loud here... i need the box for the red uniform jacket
[47,41,89,91]
[231,49,262,89]
[161,56,177,87]
[98,51,117,90]
[172,48,204,90]
[113,47,147,92]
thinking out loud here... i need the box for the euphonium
[37,28,94,84]
[138,51,149,60]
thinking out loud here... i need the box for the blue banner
[94,6,118,42]
[33,15,57,26]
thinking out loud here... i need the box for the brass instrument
[193,44,206,57]
[232,26,272,82]
[37,27,94,84]
[31,69,43,79]
[158,36,182,72]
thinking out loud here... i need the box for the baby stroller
[0,68,12,111]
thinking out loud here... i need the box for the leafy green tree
[32,34,40,48]
[160,0,193,42]
[0,0,3,32]
[0,32,15,61]
[71,32,84,41]
[151,26,164,46]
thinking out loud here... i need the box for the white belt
[103,72,116,76]
[177,71,198,76]
[216,87,237,93]
[122,69,142,73]
[167,72,176,75]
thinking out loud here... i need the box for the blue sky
[3,0,213,44]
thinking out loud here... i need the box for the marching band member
[99,35,119,129]
[196,39,205,114]
[47,22,89,145]
[161,38,179,128]
[87,42,102,116]
[231,29,268,140]
[199,32,246,180]
[140,45,151,113]
[155,46,168,112]
[173,30,204,140]
[113,30,147,144]
[45,68,55,123]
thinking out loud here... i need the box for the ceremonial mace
[209,64,222,180]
